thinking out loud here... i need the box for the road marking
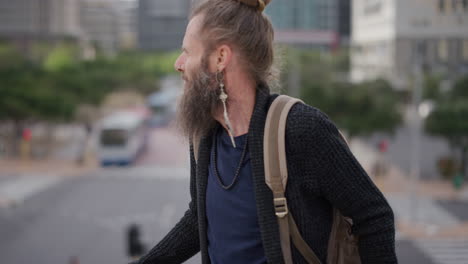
[0,176,63,208]
[59,205,177,232]
[460,190,468,201]
[158,203,177,229]
[387,195,460,228]
[415,239,468,264]
[96,166,190,180]
[395,231,405,241]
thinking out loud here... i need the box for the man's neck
[214,79,256,137]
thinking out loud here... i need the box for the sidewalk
[0,158,97,178]
[350,139,468,240]
[350,139,468,201]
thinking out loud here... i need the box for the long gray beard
[176,68,219,141]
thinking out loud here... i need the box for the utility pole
[287,48,301,98]
[408,42,423,223]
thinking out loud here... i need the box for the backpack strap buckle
[274,197,289,218]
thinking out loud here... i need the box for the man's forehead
[183,15,204,47]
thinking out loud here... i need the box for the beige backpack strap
[264,95,294,264]
[265,95,322,264]
[264,95,297,191]
[289,215,322,264]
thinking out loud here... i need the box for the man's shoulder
[274,97,339,150]
[267,93,328,121]
[266,94,338,141]
[288,101,330,128]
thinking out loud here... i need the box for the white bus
[97,110,149,166]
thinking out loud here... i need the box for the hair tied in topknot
[257,0,265,11]
[238,0,272,12]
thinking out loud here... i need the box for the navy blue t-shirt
[206,127,267,264]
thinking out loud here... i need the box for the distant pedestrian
[373,139,389,178]
[77,123,92,166]
[20,127,32,160]
[127,224,146,260]
[132,0,397,263]
[69,256,79,264]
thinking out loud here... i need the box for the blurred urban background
[0,0,467,263]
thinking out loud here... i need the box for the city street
[0,166,200,264]
[0,126,467,264]
[1,0,467,263]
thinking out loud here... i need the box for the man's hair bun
[238,0,271,12]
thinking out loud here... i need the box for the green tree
[43,43,79,72]
[301,79,402,138]
[294,49,402,138]
[450,75,468,99]
[0,54,75,155]
[0,42,178,131]
[425,76,468,178]
[0,62,74,122]
[422,74,442,100]
[1,43,178,120]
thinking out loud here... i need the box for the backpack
[264,95,361,264]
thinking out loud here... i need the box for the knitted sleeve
[137,146,200,264]
[289,103,397,263]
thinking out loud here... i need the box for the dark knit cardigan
[137,88,397,264]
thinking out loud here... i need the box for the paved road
[4,169,468,264]
[0,167,200,264]
[1,127,466,264]
[135,125,189,167]
[363,117,451,180]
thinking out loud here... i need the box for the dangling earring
[217,71,237,148]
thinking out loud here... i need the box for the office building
[138,0,191,51]
[265,0,350,49]
[0,0,81,49]
[351,0,468,88]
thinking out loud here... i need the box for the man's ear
[210,44,233,72]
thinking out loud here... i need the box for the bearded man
[134,0,397,263]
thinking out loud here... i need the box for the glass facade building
[265,0,338,32]
[264,0,350,48]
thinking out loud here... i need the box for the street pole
[408,53,423,223]
[288,48,301,98]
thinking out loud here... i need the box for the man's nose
[174,55,184,73]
